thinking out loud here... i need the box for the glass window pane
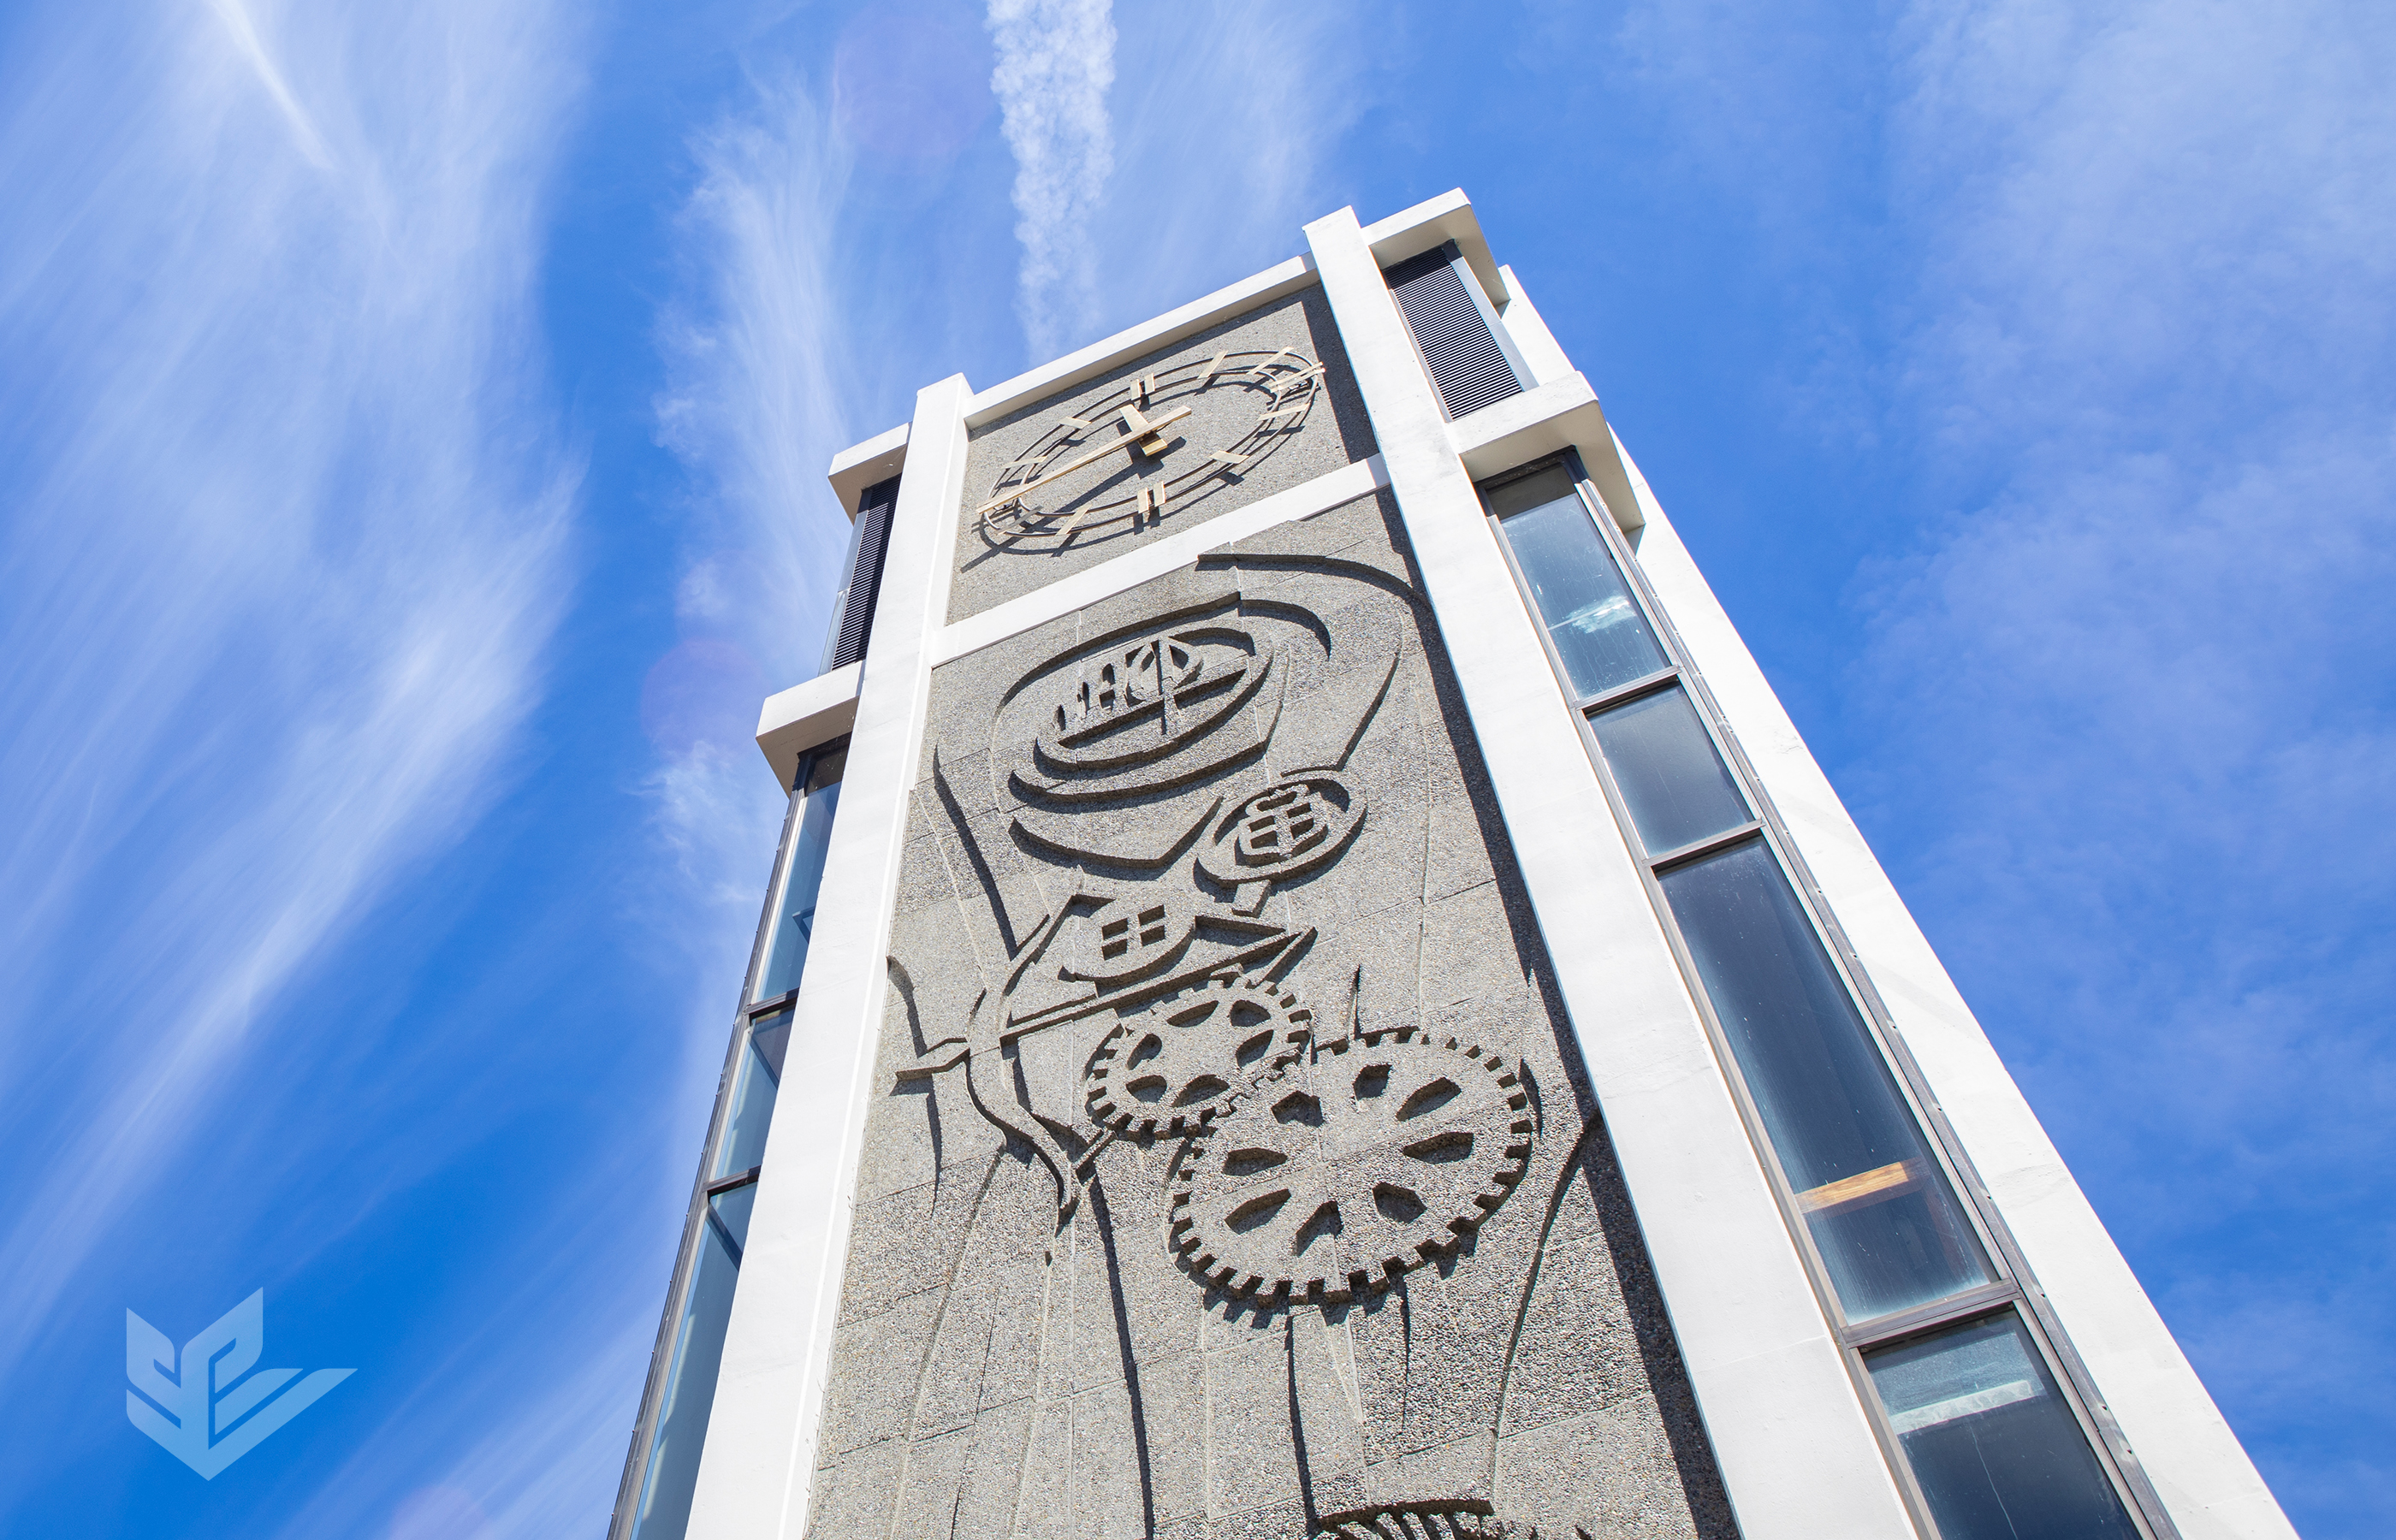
[628,1190,748,1540]
[1589,685,1750,856]
[1660,839,1993,1321]
[1492,481,1667,700]
[754,761,842,1001]
[1866,1313,2138,1540]
[713,1012,789,1178]
[1482,463,1580,518]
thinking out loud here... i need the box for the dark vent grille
[822,474,898,672]
[1383,246,1525,419]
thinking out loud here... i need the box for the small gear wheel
[1084,974,1313,1136]
[1168,1025,1533,1301]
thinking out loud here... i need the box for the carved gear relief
[837,537,1737,1540]
[1168,1026,1535,1302]
[1082,974,1313,1136]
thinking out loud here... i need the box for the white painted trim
[686,375,974,1540]
[754,661,863,789]
[961,256,1317,430]
[931,455,1389,666]
[827,424,910,521]
[1492,264,1571,389]
[1357,187,1509,310]
[1303,204,1916,1540]
[1445,372,1644,538]
[1610,435,2298,1540]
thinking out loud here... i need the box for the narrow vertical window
[1587,686,1751,856]
[1383,240,1528,418]
[821,474,898,672]
[614,739,846,1540]
[1865,1312,2140,1539]
[625,1009,786,1540]
[1479,454,2157,1538]
[755,744,845,1002]
[1659,839,1992,1321]
[1486,465,1666,698]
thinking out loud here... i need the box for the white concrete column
[686,376,972,1540]
[1301,206,1916,1540]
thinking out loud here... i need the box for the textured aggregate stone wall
[949,287,1377,625]
[814,492,1738,1540]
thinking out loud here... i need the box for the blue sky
[1,1,2387,1536]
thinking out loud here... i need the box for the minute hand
[976,406,1193,515]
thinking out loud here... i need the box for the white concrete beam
[1492,264,1573,388]
[931,455,1389,666]
[827,424,909,521]
[1358,187,1509,310]
[754,661,863,789]
[1446,372,1646,537]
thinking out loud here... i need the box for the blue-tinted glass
[755,772,840,1001]
[1589,686,1749,856]
[714,1013,789,1178]
[1868,1314,2138,1540]
[1661,839,1992,1321]
[1492,476,1666,701]
[628,1183,750,1540]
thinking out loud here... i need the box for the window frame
[607,739,847,1540]
[1477,454,2175,1540]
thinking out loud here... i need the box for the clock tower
[609,193,2294,1540]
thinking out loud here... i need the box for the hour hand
[977,404,1194,514]
[1118,403,1178,457]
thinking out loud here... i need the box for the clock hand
[976,404,1193,515]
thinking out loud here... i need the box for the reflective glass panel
[1489,469,1666,701]
[1589,685,1750,856]
[627,1182,752,1540]
[714,1011,790,1178]
[1867,1313,2138,1540]
[754,753,843,1001]
[1660,839,1993,1320]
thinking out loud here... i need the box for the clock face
[976,347,1326,550]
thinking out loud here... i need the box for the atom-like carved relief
[1168,1026,1534,1301]
[1084,974,1314,1137]
[1195,773,1366,912]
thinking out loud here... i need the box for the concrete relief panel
[820,494,1737,1540]
[949,287,1377,625]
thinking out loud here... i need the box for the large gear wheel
[1168,1026,1533,1301]
[1084,974,1313,1136]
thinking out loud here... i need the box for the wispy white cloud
[202,0,334,168]
[1584,0,2389,1521]
[658,80,856,687]
[0,0,581,1382]
[987,0,1117,357]
[1852,0,2396,1519]
[648,75,857,1019]
[1101,0,1366,325]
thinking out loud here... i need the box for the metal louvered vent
[821,474,898,672]
[1383,243,1526,419]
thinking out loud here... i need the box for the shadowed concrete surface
[810,493,1738,1539]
